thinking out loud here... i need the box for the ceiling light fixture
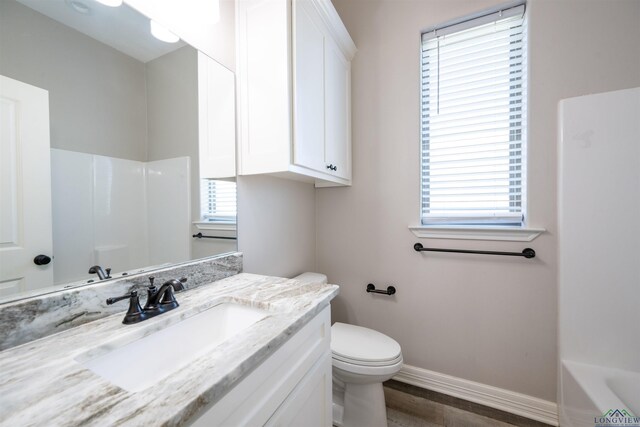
[150,20,180,43]
[94,0,123,7]
[66,0,92,15]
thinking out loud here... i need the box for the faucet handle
[106,291,146,324]
[106,290,137,305]
[144,277,160,312]
[105,268,112,279]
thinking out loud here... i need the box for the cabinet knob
[326,164,338,172]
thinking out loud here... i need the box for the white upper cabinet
[198,52,236,179]
[237,0,356,186]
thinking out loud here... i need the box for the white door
[0,75,53,297]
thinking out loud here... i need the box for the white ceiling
[15,0,186,63]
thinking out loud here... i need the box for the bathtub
[560,360,640,427]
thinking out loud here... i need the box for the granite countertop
[0,273,339,427]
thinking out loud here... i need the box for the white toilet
[293,273,403,427]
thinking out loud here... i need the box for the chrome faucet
[106,276,188,324]
[88,265,111,280]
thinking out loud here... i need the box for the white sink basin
[78,302,269,392]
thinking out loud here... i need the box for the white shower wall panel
[558,87,640,372]
[92,155,149,274]
[146,157,191,266]
[50,149,94,284]
[558,87,640,427]
[51,150,190,283]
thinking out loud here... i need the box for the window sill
[193,221,237,232]
[408,225,545,242]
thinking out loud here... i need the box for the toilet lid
[331,322,401,363]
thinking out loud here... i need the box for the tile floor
[384,381,553,427]
[387,406,518,427]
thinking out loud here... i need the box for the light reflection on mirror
[0,0,236,302]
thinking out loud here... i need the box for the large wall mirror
[0,0,237,302]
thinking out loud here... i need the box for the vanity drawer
[188,306,331,426]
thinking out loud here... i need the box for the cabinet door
[237,0,291,174]
[265,352,332,427]
[293,0,326,173]
[198,52,236,179]
[324,37,351,180]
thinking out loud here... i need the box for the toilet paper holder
[366,283,396,295]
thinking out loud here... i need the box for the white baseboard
[393,364,559,426]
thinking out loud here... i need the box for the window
[420,4,526,227]
[200,179,237,223]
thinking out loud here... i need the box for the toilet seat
[331,322,401,361]
[331,322,403,375]
[332,352,403,367]
[332,353,404,377]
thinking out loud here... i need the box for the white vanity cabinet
[236,0,356,187]
[189,306,332,426]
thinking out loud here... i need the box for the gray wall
[317,0,640,403]
[146,46,200,165]
[0,0,148,161]
[146,46,199,222]
[238,175,316,277]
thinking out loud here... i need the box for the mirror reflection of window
[200,179,237,223]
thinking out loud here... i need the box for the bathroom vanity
[0,268,338,426]
[0,0,345,424]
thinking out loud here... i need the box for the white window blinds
[200,179,237,222]
[421,5,527,226]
